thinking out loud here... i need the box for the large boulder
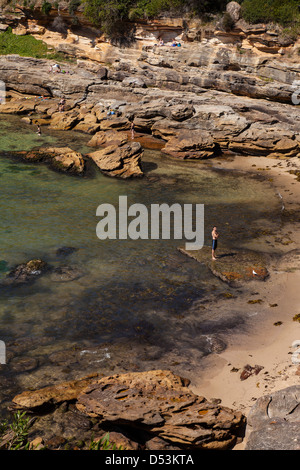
[161,129,218,159]
[49,111,80,131]
[87,130,129,148]
[86,142,143,178]
[226,2,241,22]
[75,370,245,449]
[245,386,300,450]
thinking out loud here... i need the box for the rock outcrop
[16,147,85,175]
[11,369,246,450]
[87,142,143,178]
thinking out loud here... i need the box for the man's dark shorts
[212,239,218,250]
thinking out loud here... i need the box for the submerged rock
[1,259,48,286]
[50,265,84,282]
[178,246,269,287]
[17,147,85,175]
[55,246,79,258]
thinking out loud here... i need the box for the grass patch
[0,27,74,63]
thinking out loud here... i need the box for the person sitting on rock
[51,64,61,73]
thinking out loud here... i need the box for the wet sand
[189,154,300,449]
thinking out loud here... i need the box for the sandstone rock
[87,142,143,178]
[12,373,101,410]
[227,118,300,157]
[100,117,130,131]
[76,59,107,79]
[122,76,147,88]
[75,370,245,449]
[161,129,218,159]
[12,25,27,36]
[49,111,80,131]
[168,104,195,122]
[73,113,100,134]
[245,386,300,450]
[22,147,85,175]
[87,130,128,148]
[0,99,37,114]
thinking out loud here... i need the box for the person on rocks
[50,64,61,73]
[212,226,219,260]
[131,121,135,140]
[58,96,65,112]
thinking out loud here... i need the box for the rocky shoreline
[1,6,300,450]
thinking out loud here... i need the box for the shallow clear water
[0,115,282,407]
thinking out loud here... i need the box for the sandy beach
[189,154,300,449]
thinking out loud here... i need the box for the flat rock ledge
[178,245,269,287]
[9,370,246,450]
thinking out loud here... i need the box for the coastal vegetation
[0,27,73,61]
[0,411,123,450]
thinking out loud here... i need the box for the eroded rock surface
[16,147,85,175]
[87,142,143,178]
[11,370,246,450]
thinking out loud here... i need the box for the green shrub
[83,0,226,34]
[0,28,74,61]
[41,0,52,15]
[221,11,236,31]
[68,0,81,14]
[241,0,300,26]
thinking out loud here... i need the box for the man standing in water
[212,226,219,260]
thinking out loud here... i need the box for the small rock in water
[55,246,78,258]
[0,259,48,286]
[50,265,84,282]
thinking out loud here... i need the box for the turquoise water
[0,115,282,406]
